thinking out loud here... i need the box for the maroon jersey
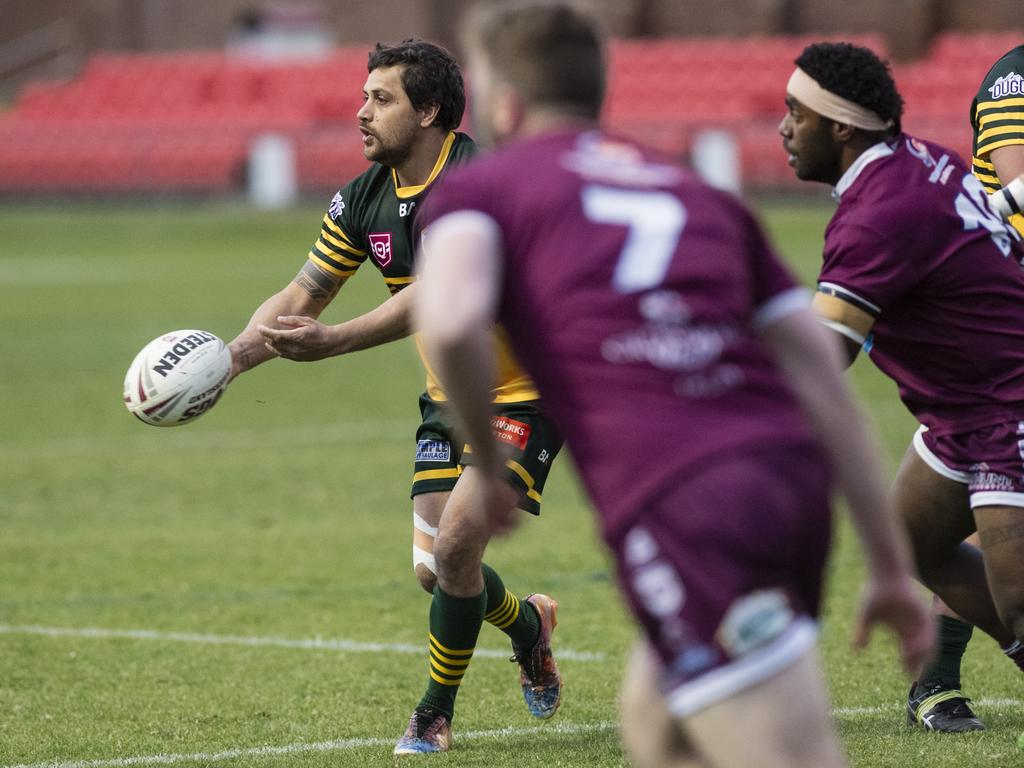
[420,130,819,538]
[820,134,1024,435]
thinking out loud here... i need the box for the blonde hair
[462,0,606,119]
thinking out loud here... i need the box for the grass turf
[0,200,1021,767]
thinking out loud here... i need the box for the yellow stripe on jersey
[313,238,363,268]
[977,110,1024,129]
[320,228,366,259]
[322,215,363,250]
[393,131,456,199]
[976,136,1024,157]
[977,123,1024,146]
[973,169,1002,188]
[385,276,415,288]
[975,97,1024,114]
[309,246,359,279]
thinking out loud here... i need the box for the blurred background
[0,0,1021,201]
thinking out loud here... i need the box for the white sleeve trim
[425,210,502,252]
[819,318,866,347]
[752,287,810,331]
[817,281,881,315]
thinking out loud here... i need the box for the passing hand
[258,316,337,361]
[853,573,935,677]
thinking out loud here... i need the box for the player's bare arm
[810,290,875,367]
[227,259,340,379]
[260,281,416,361]
[761,307,934,675]
[990,145,1024,185]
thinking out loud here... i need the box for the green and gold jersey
[971,44,1024,236]
[307,130,539,403]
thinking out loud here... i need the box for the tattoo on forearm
[235,347,253,370]
[293,261,342,302]
[979,521,1024,549]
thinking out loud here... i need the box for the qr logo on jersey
[416,440,451,462]
[989,71,1024,99]
[368,232,393,267]
[328,192,345,220]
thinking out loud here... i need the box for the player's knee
[414,562,437,594]
[413,546,437,594]
[433,529,480,579]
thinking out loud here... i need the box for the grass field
[1,199,1021,768]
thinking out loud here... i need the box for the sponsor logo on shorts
[716,589,793,658]
[969,462,1016,492]
[491,415,531,450]
[368,232,393,267]
[416,440,451,463]
[989,71,1024,99]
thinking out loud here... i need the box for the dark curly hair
[368,39,465,131]
[795,42,903,134]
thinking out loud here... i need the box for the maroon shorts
[914,423,1024,509]
[607,441,832,717]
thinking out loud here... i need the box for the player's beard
[364,119,419,168]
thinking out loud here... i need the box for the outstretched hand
[258,316,336,361]
[853,574,935,677]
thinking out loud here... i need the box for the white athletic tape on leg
[413,512,439,537]
[413,545,436,574]
[413,510,437,573]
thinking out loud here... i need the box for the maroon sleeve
[818,219,919,318]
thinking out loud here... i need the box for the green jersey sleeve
[307,184,369,282]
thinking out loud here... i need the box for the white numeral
[955,173,1015,257]
[582,185,686,292]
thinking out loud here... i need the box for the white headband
[786,67,893,132]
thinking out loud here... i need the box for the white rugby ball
[123,329,232,427]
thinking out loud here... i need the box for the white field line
[1,722,619,768]
[0,624,607,662]
[5,700,1024,768]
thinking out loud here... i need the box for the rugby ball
[123,329,232,426]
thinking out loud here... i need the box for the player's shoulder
[448,131,479,163]
[977,45,1024,99]
[854,134,960,196]
[343,162,392,201]
[325,163,391,224]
